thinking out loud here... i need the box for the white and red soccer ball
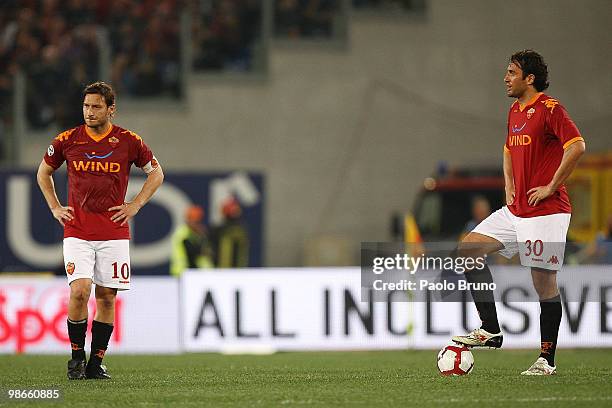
[437,344,474,376]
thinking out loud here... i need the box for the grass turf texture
[1,350,611,407]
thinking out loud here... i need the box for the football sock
[89,320,114,367]
[539,294,562,366]
[465,264,501,334]
[67,318,87,361]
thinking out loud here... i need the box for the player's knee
[96,295,116,311]
[532,268,558,299]
[459,233,501,260]
[533,280,558,299]
[534,285,557,300]
[70,287,90,305]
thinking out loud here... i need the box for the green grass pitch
[1,350,611,407]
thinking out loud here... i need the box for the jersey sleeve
[128,132,159,174]
[545,102,584,149]
[43,137,66,169]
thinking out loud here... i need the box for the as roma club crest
[108,136,120,148]
[66,262,75,275]
[527,107,536,119]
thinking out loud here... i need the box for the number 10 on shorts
[112,262,130,281]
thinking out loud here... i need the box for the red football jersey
[504,93,584,218]
[43,124,156,240]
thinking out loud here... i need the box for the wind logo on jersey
[66,262,75,275]
[85,151,113,159]
[75,151,120,172]
[512,122,526,133]
[508,134,531,147]
[527,107,535,119]
[72,160,120,173]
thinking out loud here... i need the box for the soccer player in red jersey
[451,50,586,375]
[37,82,164,379]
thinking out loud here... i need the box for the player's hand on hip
[51,206,74,227]
[527,185,554,206]
[109,202,141,226]
[505,186,515,205]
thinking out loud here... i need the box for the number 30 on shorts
[524,239,544,257]
[112,262,130,280]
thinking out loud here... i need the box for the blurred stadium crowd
[1,0,179,131]
[0,0,424,134]
[0,0,265,131]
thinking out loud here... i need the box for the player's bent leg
[86,286,117,380]
[67,278,92,380]
[528,267,562,374]
[452,233,504,348]
[457,232,504,259]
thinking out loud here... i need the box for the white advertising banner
[181,268,414,352]
[181,267,612,351]
[2,267,610,354]
[0,277,180,354]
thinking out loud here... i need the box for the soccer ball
[437,344,474,376]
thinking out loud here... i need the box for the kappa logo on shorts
[66,262,75,275]
[547,255,559,265]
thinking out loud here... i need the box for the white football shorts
[472,206,571,270]
[63,237,131,290]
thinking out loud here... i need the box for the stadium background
[1,0,612,394]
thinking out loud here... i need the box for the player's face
[504,63,534,98]
[83,93,114,129]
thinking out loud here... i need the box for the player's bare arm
[503,148,515,205]
[109,165,164,226]
[527,140,586,206]
[36,159,74,226]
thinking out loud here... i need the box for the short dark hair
[83,81,115,107]
[510,50,549,92]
